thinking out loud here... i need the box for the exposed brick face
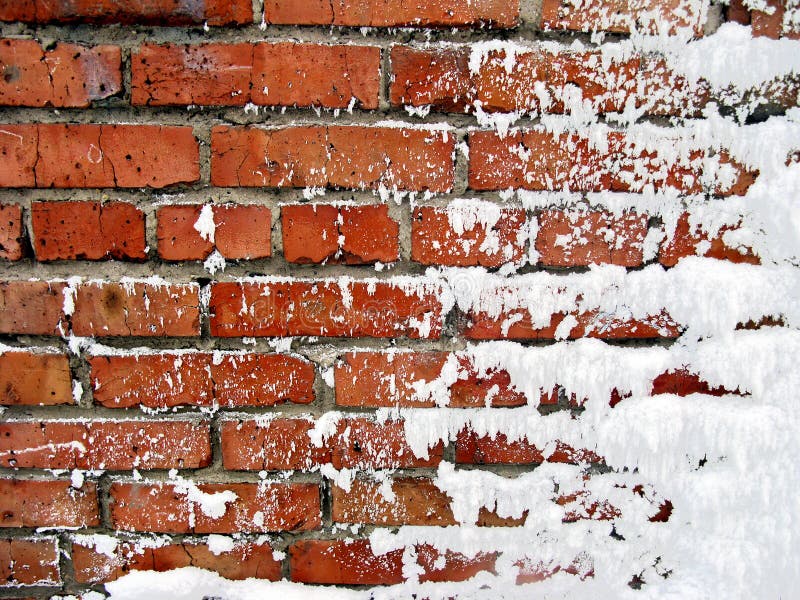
[0,351,72,405]
[0,479,99,528]
[0,39,121,107]
[0,537,60,586]
[0,203,24,260]
[32,201,146,261]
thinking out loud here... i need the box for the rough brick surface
[71,282,200,337]
[535,210,650,267]
[0,420,211,470]
[211,126,454,191]
[32,201,146,261]
[469,129,756,196]
[90,352,315,408]
[412,205,527,267]
[0,351,72,405]
[332,478,456,526]
[133,43,380,109]
[391,46,704,116]
[0,39,121,107]
[0,479,98,528]
[282,204,399,264]
[289,540,404,585]
[0,281,65,335]
[540,0,706,35]
[72,539,282,584]
[263,0,518,27]
[209,280,444,338]
[455,430,603,465]
[0,0,252,26]
[0,203,24,260]
[0,124,199,188]
[0,537,60,586]
[659,213,759,266]
[110,482,321,533]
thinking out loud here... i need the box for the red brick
[110,482,320,533]
[209,280,444,338]
[0,281,66,335]
[72,538,281,584]
[0,479,99,528]
[331,418,443,469]
[468,129,756,197]
[221,418,330,471]
[0,39,121,107]
[289,540,404,585]
[0,0,252,26]
[540,0,706,35]
[416,544,498,583]
[515,555,593,584]
[412,204,527,267]
[134,42,379,107]
[751,0,799,38]
[90,352,314,408]
[32,201,146,261]
[211,125,454,192]
[211,353,316,407]
[455,430,602,465]
[0,124,198,189]
[391,46,705,117]
[0,203,23,260]
[264,0,518,27]
[659,213,759,267]
[727,0,751,24]
[535,210,649,267]
[0,420,211,470]
[0,124,37,187]
[214,205,272,260]
[0,351,72,406]
[89,353,212,409]
[335,351,547,408]
[71,282,200,337]
[464,308,682,340]
[0,538,60,586]
[651,369,738,397]
[332,478,455,526]
[158,204,272,261]
[282,204,399,264]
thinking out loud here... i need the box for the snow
[193,205,215,243]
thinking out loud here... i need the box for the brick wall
[0,0,799,597]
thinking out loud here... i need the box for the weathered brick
[331,418,443,469]
[468,129,756,196]
[391,46,705,116]
[209,280,444,338]
[89,353,212,409]
[0,537,60,586]
[263,0,518,27]
[535,210,649,267]
[0,203,23,260]
[71,282,200,337]
[211,125,454,192]
[72,538,281,584]
[157,204,272,261]
[32,201,146,261]
[650,369,738,397]
[282,204,399,264]
[221,418,330,471]
[335,351,547,408]
[0,479,99,528]
[110,482,320,533]
[0,351,72,406]
[332,478,455,526]
[455,430,602,465]
[0,0,253,26]
[540,0,706,35]
[416,544,499,583]
[0,420,211,470]
[0,281,66,335]
[412,204,527,267]
[289,540,404,585]
[659,213,759,266]
[90,352,315,408]
[0,39,121,107]
[751,0,800,38]
[464,308,682,340]
[0,124,199,189]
